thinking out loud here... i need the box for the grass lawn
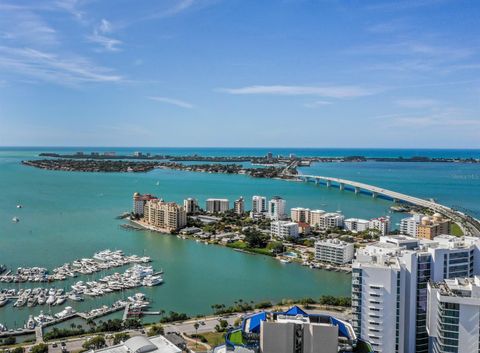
[228,330,244,345]
[199,331,226,347]
[226,242,274,257]
[451,223,464,236]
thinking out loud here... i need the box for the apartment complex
[252,195,267,214]
[369,217,390,236]
[291,207,311,223]
[315,239,354,264]
[344,218,370,232]
[183,198,198,214]
[309,209,326,227]
[417,214,450,240]
[132,192,157,216]
[205,198,230,213]
[352,234,480,353]
[143,199,187,232]
[317,212,344,230]
[234,196,245,215]
[400,214,423,237]
[268,196,287,220]
[427,277,480,353]
[270,221,299,239]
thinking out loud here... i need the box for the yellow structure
[143,199,187,232]
[417,213,450,240]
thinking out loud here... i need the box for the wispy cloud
[0,46,123,85]
[394,98,440,109]
[219,85,379,99]
[304,100,333,108]
[147,96,194,109]
[392,116,480,128]
[87,19,122,52]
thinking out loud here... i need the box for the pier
[290,174,480,237]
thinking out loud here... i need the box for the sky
[0,0,479,148]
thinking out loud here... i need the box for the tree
[147,324,164,337]
[31,344,48,353]
[215,319,229,333]
[244,229,269,248]
[83,336,106,350]
[112,333,130,345]
[193,322,200,348]
[12,347,25,353]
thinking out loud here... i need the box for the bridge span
[287,174,480,237]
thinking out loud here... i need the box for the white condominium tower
[427,277,480,353]
[352,235,480,353]
[268,196,287,220]
[205,198,230,213]
[183,197,198,214]
[251,195,267,213]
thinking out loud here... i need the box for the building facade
[183,198,198,214]
[317,212,344,230]
[268,196,287,221]
[309,209,326,227]
[234,197,245,215]
[417,214,450,240]
[344,218,369,232]
[270,221,299,239]
[205,198,230,213]
[143,199,187,232]
[291,207,311,224]
[133,192,157,216]
[315,239,354,264]
[369,217,390,236]
[252,195,267,214]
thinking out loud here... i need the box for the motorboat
[12,217,19,223]
[46,295,56,305]
[24,316,35,330]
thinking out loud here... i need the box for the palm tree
[193,322,200,349]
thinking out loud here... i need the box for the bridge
[287,174,480,237]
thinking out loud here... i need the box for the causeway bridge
[287,174,480,237]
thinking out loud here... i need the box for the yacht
[0,323,7,332]
[12,217,19,223]
[143,275,163,286]
[46,295,56,305]
[17,205,23,209]
[24,316,35,330]
[0,296,9,307]
[279,258,291,264]
[55,296,66,306]
[68,293,83,301]
[37,294,46,305]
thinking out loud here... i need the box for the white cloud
[148,96,194,109]
[219,85,379,99]
[0,46,123,85]
[87,19,122,52]
[394,98,439,109]
[304,100,333,108]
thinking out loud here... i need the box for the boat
[143,275,163,286]
[24,316,35,330]
[279,258,291,264]
[55,296,66,306]
[68,293,84,301]
[37,295,46,305]
[12,217,19,223]
[17,205,22,209]
[46,295,56,305]
[0,323,7,332]
[0,296,9,307]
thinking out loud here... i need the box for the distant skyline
[1,0,479,148]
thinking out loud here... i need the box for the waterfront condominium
[417,213,451,240]
[352,234,480,353]
[368,216,390,236]
[183,198,199,214]
[270,220,299,239]
[314,239,354,264]
[343,218,370,233]
[143,199,187,232]
[252,195,267,214]
[268,196,287,221]
[291,207,311,224]
[309,209,326,227]
[132,192,157,216]
[205,198,230,213]
[427,277,480,353]
[317,212,344,230]
[400,213,424,236]
[234,196,245,215]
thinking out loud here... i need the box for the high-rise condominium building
[291,207,311,224]
[417,213,450,240]
[343,218,369,232]
[316,212,344,230]
[400,214,423,236]
[143,199,187,232]
[132,192,157,216]
[252,195,267,214]
[352,234,480,353]
[427,277,480,353]
[309,210,326,227]
[268,196,287,220]
[205,198,230,213]
[234,197,245,215]
[183,198,198,214]
[369,216,390,236]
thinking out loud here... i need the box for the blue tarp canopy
[244,312,267,333]
[284,305,308,316]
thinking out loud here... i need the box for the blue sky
[0,0,479,148]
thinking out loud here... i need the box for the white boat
[0,296,9,307]
[46,295,56,305]
[68,293,83,301]
[279,258,291,264]
[24,316,35,330]
[17,205,22,209]
[55,296,66,306]
[143,275,163,286]
[12,217,19,223]
[0,323,7,332]
[37,295,46,305]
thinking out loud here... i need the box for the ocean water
[0,147,479,329]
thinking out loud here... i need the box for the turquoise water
[0,147,479,329]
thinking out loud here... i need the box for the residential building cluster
[351,233,480,353]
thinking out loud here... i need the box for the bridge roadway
[287,174,480,237]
